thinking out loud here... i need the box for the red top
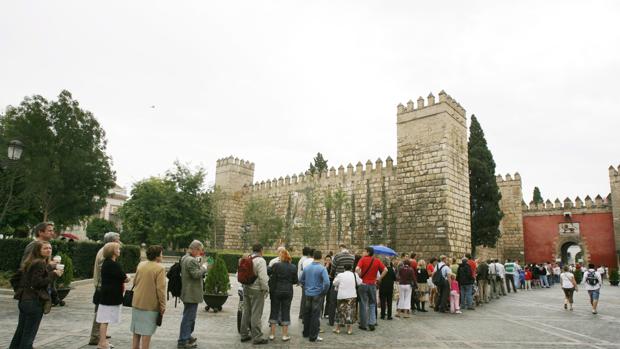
[427,263,435,274]
[525,270,533,280]
[410,259,418,270]
[356,256,385,285]
[467,259,477,279]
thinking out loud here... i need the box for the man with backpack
[583,263,603,314]
[238,243,269,345]
[433,255,450,313]
[177,240,207,349]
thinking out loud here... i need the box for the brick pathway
[1,277,620,348]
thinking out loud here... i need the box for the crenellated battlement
[610,164,620,177]
[216,155,255,170]
[495,172,522,184]
[523,194,612,214]
[245,156,396,193]
[397,90,466,117]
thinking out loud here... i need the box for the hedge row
[0,238,141,278]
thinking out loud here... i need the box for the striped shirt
[331,251,355,277]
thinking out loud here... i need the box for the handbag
[122,285,135,307]
[92,287,101,305]
[156,312,163,326]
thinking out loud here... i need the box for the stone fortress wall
[215,91,472,258]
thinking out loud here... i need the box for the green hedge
[0,238,141,279]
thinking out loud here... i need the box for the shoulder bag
[123,284,135,307]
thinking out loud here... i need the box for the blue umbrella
[371,245,397,256]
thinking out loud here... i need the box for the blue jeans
[358,284,377,328]
[269,292,292,326]
[460,284,473,309]
[539,275,549,287]
[178,303,198,344]
[10,299,43,349]
[302,295,322,341]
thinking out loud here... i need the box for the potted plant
[609,269,619,286]
[203,256,231,312]
[55,253,74,305]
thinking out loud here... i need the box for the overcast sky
[1,1,619,204]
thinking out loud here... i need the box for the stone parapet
[609,165,620,254]
[496,173,524,261]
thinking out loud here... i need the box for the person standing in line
[177,240,207,348]
[427,257,438,307]
[239,243,269,344]
[415,260,430,312]
[97,242,130,349]
[297,247,314,320]
[268,249,297,342]
[89,232,121,346]
[487,260,498,300]
[328,244,355,326]
[524,267,533,290]
[554,264,562,284]
[300,250,330,342]
[583,264,603,314]
[322,255,334,317]
[495,259,507,295]
[450,257,459,275]
[538,263,550,288]
[333,264,362,335]
[559,265,577,311]
[457,258,475,310]
[477,259,490,303]
[449,273,462,314]
[10,241,63,349]
[379,257,396,320]
[434,256,450,313]
[504,259,518,293]
[395,256,414,318]
[130,245,166,349]
[355,247,387,331]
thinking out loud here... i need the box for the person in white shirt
[582,263,603,314]
[495,260,507,296]
[297,247,314,320]
[559,265,577,311]
[332,264,362,335]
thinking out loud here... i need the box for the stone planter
[203,294,228,312]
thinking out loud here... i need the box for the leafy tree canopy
[468,115,503,252]
[119,162,213,249]
[0,90,115,230]
[533,187,544,204]
[243,196,283,248]
[86,217,118,242]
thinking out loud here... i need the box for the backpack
[432,264,447,286]
[166,258,183,307]
[457,263,474,284]
[237,255,258,285]
[585,271,599,287]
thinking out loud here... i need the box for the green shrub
[0,239,30,271]
[609,269,619,283]
[56,253,74,288]
[204,256,230,295]
[118,244,141,273]
[71,241,102,279]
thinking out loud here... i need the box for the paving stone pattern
[2,276,620,348]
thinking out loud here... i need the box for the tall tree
[468,115,503,255]
[243,196,283,247]
[119,162,213,249]
[532,187,544,205]
[86,217,118,242]
[0,91,115,229]
[308,152,328,177]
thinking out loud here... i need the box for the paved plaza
[2,277,620,349]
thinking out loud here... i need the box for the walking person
[177,240,207,348]
[583,264,603,314]
[10,241,63,349]
[300,250,330,342]
[560,265,577,311]
[268,249,297,342]
[97,242,130,349]
[355,247,387,331]
[396,256,414,318]
[333,264,362,335]
[379,257,396,320]
[328,244,355,326]
[457,258,475,310]
[131,245,166,349]
[89,232,121,346]
[239,243,269,345]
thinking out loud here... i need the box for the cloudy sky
[1,1,619,203]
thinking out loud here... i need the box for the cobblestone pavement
[2,278,620,349]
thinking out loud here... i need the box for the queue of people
[7,225,609,348]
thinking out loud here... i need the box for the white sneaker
[314,337,323,342]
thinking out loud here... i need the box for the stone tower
[610,165,620,259]
[496,173,524,261]
[395,91,471,257]
[214,156,254,249]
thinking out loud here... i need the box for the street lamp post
[368,207,383,245]
[0,140,25,228]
